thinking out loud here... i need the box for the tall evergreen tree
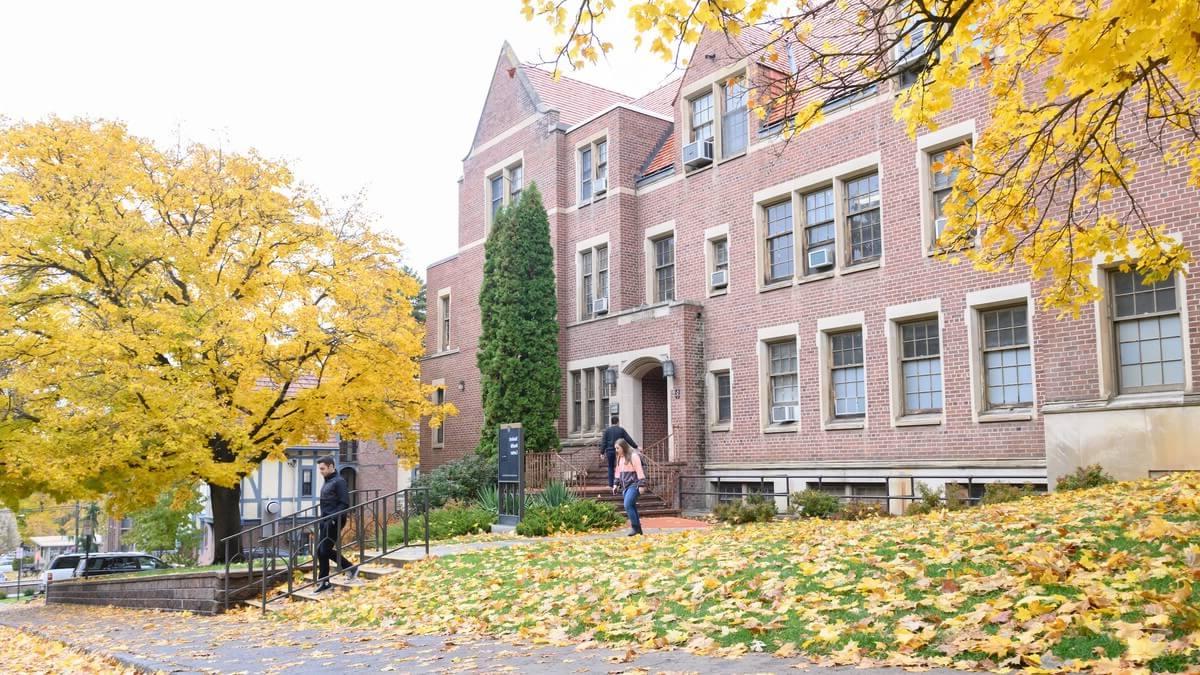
[476,184,560,456]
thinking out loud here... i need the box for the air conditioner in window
[710,269,729,289]
[592,297,609,315]
[933,216,948,239]
[593,176,607,195]
[771,405,799,424]
[682,139,714,168]
[807,247,834,270]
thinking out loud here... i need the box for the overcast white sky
[2,1,682,274]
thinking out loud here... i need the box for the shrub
[713,494,777,524]
[788,489,842,518]
[537,481,576,508]
[515,500,623,537]
[836,500,889,520]
[413,454,498,510]
[476,484,499,513]
[389,504,496,544]
[904,483,968,516]
[981,483,1039,505]
[1056,464,1115,491]
[0,591,6,600]
[23,589,33,597]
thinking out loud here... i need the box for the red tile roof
[641,131,676,177]
[520,66,633,126]
[631,78,681,117]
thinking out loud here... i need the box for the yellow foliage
[522,0,1200,315]
[0,118,450,513]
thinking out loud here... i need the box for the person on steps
[599,416,638,490]
[612,438,646,536]
[315,456,357,592]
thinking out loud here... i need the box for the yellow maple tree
[0,118,450,557]
[523,0,1199,314]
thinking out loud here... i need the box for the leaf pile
[287,474,1200,672]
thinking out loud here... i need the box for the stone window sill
[823,419,866,431]
[709,424,731,433]
[796,271,835,286]
[423,348,461,361]
[978,409,1033,423]
[763,423,799,434]
[760,279,792,294]
[894,414,943,427]
[841,260,882,276]
[707,287,729,298]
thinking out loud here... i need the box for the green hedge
[388,503,496,544]
[515,500,623,537]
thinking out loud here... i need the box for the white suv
[38,553,84,591]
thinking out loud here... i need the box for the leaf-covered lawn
[286,474,1200,672]
[0,625,134,674]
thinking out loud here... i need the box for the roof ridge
[520,64,635,100]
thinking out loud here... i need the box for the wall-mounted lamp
[661,359,676,378]
[604,366,618,387]
[457,380,466,392]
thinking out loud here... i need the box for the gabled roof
[632,78,681,117]
[520,65,634,126]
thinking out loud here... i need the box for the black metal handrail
[678,472,1048,510]
[221,486,429,612]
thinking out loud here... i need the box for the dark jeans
[623,485,643,534]
[604,450,616,488]
[316,518,353,580]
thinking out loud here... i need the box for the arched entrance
[620,356,673,461]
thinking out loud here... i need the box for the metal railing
[525,447,594,495]
[220,486,429,612]
[635,435,682,509]
[678,473,1048,511]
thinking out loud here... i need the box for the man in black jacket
[599,417,638,489]
[315,456,356,592]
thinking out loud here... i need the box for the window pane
[509,165,523,201]
[1111,269,1177,318]
[714,239,729,270]
[691,93,714,141]
[580,148,592,201]
[716,372,732,423]
[721,79,748,156]
[490,176,504,218]
[845,173,881,264]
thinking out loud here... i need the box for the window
[489,175,504,220]
[439,293,451,351]
[486,160,524,229]
[765,201,795,283]
[894,16,932,86]
[900,319,942,414]
[1111,269,1184,393]
[653,235,675,303]
[509,164,523,203]
[338,439,359,463]
[709,236,730,293]
[578,138,609,204]
[769,340,799,417]
[716,480,771,502]
[596,140,608,187]
[581,249,594,320]
[570,372,582,433]
[580,146,593,202]
[721,77,748,157]
[929,148,956,241]
[715,371,732,425]
[846,173,881,264]
[301,468,314,497]
[831,330,866,418]
[803,187,835,275]
[585,368,597,431]
[713,238,729,275]
[434,388,445,446]
[569,366,613,435]
[690,92,714,142]
[981,305,1033,409]
[579,243,609,320]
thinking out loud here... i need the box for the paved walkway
[1,604,958,674]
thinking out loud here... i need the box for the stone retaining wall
[46,569,273,615]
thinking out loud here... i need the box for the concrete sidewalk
[1,604,959,674]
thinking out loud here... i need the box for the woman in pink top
[612,438,645,536]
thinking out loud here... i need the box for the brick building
[421,33,1199,508]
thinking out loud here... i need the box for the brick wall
[421,37,1200,478]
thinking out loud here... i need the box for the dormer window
[578,138,608,205]
[683,73,749,170]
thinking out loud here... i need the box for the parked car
[38,553,85,591]
[74,553,170,579]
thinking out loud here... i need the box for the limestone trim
[884,299,945,427]
[816,313,869,431]
[964,283,1037,423]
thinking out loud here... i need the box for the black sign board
[497,423,525,525]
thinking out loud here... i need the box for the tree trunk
[208,481,243,564]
